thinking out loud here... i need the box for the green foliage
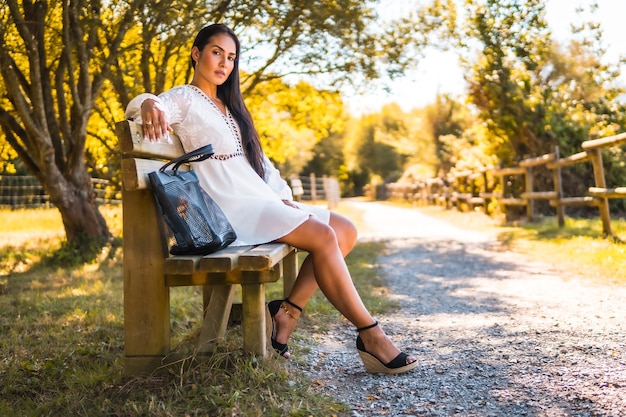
[0,141,19,174]
[399,0,626,216]
[463,0,626,163]
[463,0,554,163]
[0,0,141,243]
[246,80,346,177]
[344,103,446,195]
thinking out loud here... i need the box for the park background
[1,0,626,415]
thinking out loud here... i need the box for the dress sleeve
[124,90,185,125]
[263,155,294,200]
[124,93,160,122]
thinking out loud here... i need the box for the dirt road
[299,200,626,417]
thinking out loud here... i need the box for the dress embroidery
[186,84,244,160]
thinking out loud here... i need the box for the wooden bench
[116,120,298,376]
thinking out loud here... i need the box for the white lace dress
[125,85,330,246]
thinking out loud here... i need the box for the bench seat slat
[239,243,295,271]
[164,255,202,275]
[197,245,255,272]
[165,268,283,287]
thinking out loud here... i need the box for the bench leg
[282,248,298,297]
[241,274,268,357]
[123,188,171,376]
[198,282,235,353]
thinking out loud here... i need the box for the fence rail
[386,131,626,237]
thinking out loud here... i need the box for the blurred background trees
[0,0,625,246]
[0,0,455,245]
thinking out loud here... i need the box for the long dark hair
[191,24,265,178]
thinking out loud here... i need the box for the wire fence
[0,174,340,210]
[0,175,120,209]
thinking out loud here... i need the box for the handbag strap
[159,144,215,172]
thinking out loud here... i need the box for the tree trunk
[54,185,111,246]
[42,158,111,245]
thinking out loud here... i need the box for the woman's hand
[282,199,300,209]
[141,99,171,142]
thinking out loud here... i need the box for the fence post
[552,146,565,227]
[309,173,317,204]
[588,148,612,235]
[481,170,490,214]
[525,166,534,220]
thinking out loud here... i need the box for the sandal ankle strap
[356,321,379,332]
[280,298,303,321]
[283,298,303,312]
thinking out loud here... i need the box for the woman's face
[192,32,237,87]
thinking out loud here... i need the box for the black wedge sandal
[267,298,303,358]
[356,321,419,374]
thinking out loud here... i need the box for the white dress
[125,85,330,246]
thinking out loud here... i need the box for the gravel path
[297,200,626,417]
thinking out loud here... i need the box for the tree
[343,104,420,195]
[420,94,477,174]
[107,0,459,180]
[245,79,346,176]
[463,0,625,164]
[463,0,553,164]
[0,0,139,246]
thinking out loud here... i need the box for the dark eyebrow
[211,43,237,57]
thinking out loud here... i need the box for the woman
[126,23,417,375]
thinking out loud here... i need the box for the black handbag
[148,144,237,255]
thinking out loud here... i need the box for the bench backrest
[116,120,186,191]
[116,119,187,362]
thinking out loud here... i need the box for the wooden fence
[289,173,340,209]
[387,132,626,236]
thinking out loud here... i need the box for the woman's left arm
[263,155,294,201]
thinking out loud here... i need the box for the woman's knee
[330,213,358,252]
[280,217,338,251]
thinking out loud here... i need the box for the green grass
[495,216,626,284]
[0,204,389,417]
[416,204,626,284]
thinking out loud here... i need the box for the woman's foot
[267,299,302,358]
[356,321,418,374]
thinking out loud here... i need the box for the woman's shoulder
[162,85,195,99]
[160,85,198,110]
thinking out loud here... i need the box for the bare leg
[270,213,356,352]
[287,212,357,307]
[274,215,415,365]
